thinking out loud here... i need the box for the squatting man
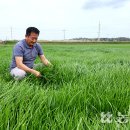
[10,27,52,80]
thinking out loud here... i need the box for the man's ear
[25,35,29,38]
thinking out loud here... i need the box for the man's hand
[31,69,42,77]
[47,61,53,67]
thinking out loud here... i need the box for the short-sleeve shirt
[10,39,44,70]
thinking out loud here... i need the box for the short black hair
[26,27,40,36]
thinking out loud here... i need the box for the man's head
[25,27,40,46]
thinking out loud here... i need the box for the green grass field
[0,43,130,129]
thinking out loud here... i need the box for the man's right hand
[31,69,42,77]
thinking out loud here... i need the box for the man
[10,27,51,80]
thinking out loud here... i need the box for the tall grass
[0,43,130,129]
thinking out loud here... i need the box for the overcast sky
[0,0,130,40]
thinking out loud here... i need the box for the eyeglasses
[29,36,38,41]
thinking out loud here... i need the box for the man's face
[26,32,39,45]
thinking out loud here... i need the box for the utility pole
[11,27,13,40]
[63,29,66,40]
[98,21,100,42]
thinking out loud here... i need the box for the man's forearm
[17,63,35,74]
[39,55,50,66]
[41,58,50,66]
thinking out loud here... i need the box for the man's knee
[10,67,26,80]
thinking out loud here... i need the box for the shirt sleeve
[36,43,44,55]
[13,44,24,57]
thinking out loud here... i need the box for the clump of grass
[26,62,86,87]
